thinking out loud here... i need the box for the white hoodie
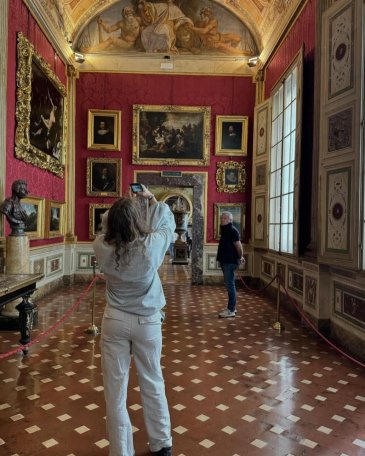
[93,202,176,318]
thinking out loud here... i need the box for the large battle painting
[76,0,258,57]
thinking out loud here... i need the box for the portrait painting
[87,157,121,197]
[89,204,112,239]
[22,196,44,239]
[214,203,246,240]
[216,161,246,193]
[132,104,210,166]
[45,200,64,238]
[75,1,259,58]
[87,109,121,151]
[215,116,248,156]
[15,33,67,177]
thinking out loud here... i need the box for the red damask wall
[75,73,255,243]
[265,0,316,95]
[6,0,66,243]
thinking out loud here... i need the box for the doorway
[136,171,207,284]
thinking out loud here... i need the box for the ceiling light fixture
[74,52,85,63]
[248,56,259,67]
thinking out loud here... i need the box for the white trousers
[101,311,172,456]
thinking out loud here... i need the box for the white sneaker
[219,309,236,318]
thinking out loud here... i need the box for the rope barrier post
[272,274,284,331]
[85,258,100,336]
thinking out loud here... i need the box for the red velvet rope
[239,274,365,369]
[0,275,102,360]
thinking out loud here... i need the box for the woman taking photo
[93,185,175,456]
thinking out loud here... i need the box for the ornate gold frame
[87,109,121,151]
[89,203,112,239]
[15,33,67,177]
[214,202,246,240]
[215,115,248,156]
[45,200,64,238]
[216,161,246,193]
[86,157,121,197]
[132,104,210,166]
[22,196,45,239]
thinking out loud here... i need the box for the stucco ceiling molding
[23,0,73,62]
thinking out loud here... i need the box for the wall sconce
[74,52,85,64]
[248,56,259,67]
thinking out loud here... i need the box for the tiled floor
[1,259,365,456]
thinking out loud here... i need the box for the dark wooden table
[0,273,43,354]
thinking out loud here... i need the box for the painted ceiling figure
[187,6,245,56]
[137,0,193,53]
[80,7,141,52]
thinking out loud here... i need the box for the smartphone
[130,183,143,193]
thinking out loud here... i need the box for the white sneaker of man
[218,309,236,318]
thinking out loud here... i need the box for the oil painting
[132,104,210,166]
[214,203,246,240]
[76,0,259,58]
[15,33,67,177]
[87,109,121,151]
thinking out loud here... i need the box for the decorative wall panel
[334,282,365,329]
[254,100,270,159]
[325,166,350,253]
[327,105,353,154]
[253,194,265,243]
[304,275,317,310]
[319,0,361,269]
[261,257,275,279]
[288,266,303,296]
[328,2,354,101]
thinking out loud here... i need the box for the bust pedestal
[172,210,189,265]
[1,235,29,317]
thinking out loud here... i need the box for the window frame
[268,49,303,256]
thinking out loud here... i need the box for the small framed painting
[216,161,246,193]
[89,203,112,239]
[87,109,121,151]
[22,196,45,239]
[86,157,121,197]
[45,200,64,238]
[214,203,246,240]
[215,115,248,156]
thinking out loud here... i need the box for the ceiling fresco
[33,0,304,74]
[75,1,259,57]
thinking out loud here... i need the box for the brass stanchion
[272,274,284,331]
[85,258,100,336]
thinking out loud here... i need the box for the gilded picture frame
[214,203,246,240]
[45,200,64,238]
[22,196,45,239]
[216,161,246,193]
[15,32,67,178]
[132,104,210,166]
[86,157,121,197]
[215,115,248,156]
[89,203,112,239]
[87,109,121,151]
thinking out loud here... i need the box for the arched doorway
[135,171,207,284]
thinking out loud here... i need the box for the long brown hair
[104,197,149,269]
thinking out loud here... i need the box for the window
[269,56,301,254]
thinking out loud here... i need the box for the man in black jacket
[216,211,244,318]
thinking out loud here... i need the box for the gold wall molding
[0,0,8,237]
